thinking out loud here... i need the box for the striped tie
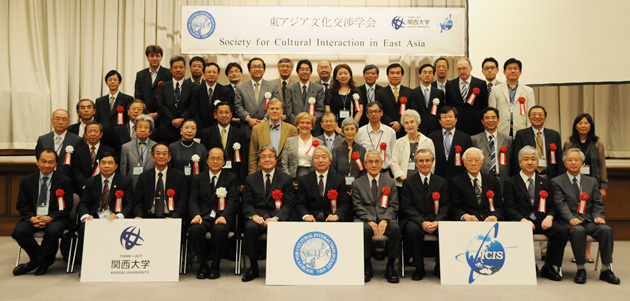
[489,135,496,176]
[461,81,468,100]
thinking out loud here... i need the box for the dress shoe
[208,266,221,279]
[385,266,399,283]
[364,262,373,283]
[540,265,562,281]
[34,264,49,276]
[433,263,441,278]
[574,268,587,284]
[196,265,209,279]
[241,268,259,282]
[411,269,425,281]
[13,262,37,276]
[599,270,620,284]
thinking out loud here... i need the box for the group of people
[11,45,619,286]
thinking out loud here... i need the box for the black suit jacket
[242,170,296,221]
[512,127,565,178]
[188,171,239,226]
[16,172,73,223]
[134,66,172,114]
[70,144,115,194]
[78,174,134,218]
[67,122,81,137]
[400,173,449,229]
[35,131,83,176]
[444,76,488,135]
[428,128,472,182]
[200,124,248,185]
[156,80,194,142]
[295,171,350,221]
[113,123,133,154]
[357,84,383,126]
[410,85,445,136]
[450,172,504,221]
[94,93,134,129]
[133,168,189,218]
[189,82,235,131]
[503,173,556,221]
[375,85,414,137]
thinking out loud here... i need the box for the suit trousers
[568,221,614,265]
[363,220,401,260]
[532,220,568,267]
[188,220,230,267]
[12,220,67,265]
[402,221,440,270]
[243,219,267,259]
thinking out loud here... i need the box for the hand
[600,189,607,199]
[541,216,554,230]
[165,217,172,219]
[399,176,407,181]
[135,217,143,219]
[148,112,158,120]
[281,114,287,121]
[293,183,298,190]
[29,216,39,225]
[191,215,202,224]
[252,215,264,225]
[216,216,227,224]
[335,127,343,136]
[377,219,388,236]
[263,217,278,227]
[247,117,259,127]
[570,217,582,226]
[303,215,315,222]
[39,216,53,225]
[107,213,118,220]
[520,218,535,230]
[367,221,378,236]
[171,118,184,128]
[484,216,498,222]
[231,118,241,123]
[463,214,479,222]
[326,214,339,222]
[239,185,245,192]
[85,215,94,221]
[390,121,401,132]
[594,217,606,224]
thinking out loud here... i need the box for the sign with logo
[439,222,536,285]
[181,6,465,55]
[266,222,363,285]
[80,219,182,282]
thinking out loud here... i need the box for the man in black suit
[225,62,243,91]
[427,106,472,182]
[200,101,248,187]
[188,147,239,279]
[400,149,449,280]
[71,121,115,194]
[358,65,383,126]
[432,58,449,93]
[68,99,95,142]
[156,55,194,144]
[512,105,565,178]
[185,56,206,86]
[503,145,567,281]
[410,64,445,135]
[134,45,172,121]
[190,62,235,131]
[133,144,188,218]
[444,57,488,136]
[12,149,74,276]
[241,144,296,282]
[376,63,414,138]
[112,100,145,153]
[450,147,504,221]
[94,70,134,147]
[35,109,83,176]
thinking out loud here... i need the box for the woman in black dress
[325,64,363,134]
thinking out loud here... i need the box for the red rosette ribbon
[578,192,589,214]
[500,145,507,165]
[432,192,440,215]
[486,190,496,212]
[538,190,548,213]
[115,190,124,213]
[157,80,163,86]
[454,145,462,166]
[306,139,320,156]
[166,189,175,211]
[467,87,481,105]
[91,164,101,177]
[518,97,526,115]
[399,96,408,114]
[549,143,557,164]
[327,189,339,213]
[116,105,124,125]
[352,151,364,171]
[272,189,283,212]
[379,142,388,161]
[55,189,65,211]
[380,187,391,208]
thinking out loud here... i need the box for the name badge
[407,162,416,170]
[581,164,590,175]
[36,207,48,216]
[133,166,144,175]
[99,210,112,219]
[339,110,350,119]
[184,166,191,176]
[210,210,216,218]
[538,159,548,168]
[223,160,233,169]
[345,176,355,186]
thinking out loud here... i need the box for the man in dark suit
[241,144,296,282]
[225,62,243,91]
[275,58,294,103]
[190,62,235,131]
[400,149,449,280]
[512,105,565,178]
[134,45,172,121]
[71,121,115,194]
[428,106,472,182]
[200,101,248,187]
[94,70,134,147]
[471,107,512,188]
[316,60,333,93]
[112,100,145,154]
[188,147,239,279]
[503,145,567,281]
[352,150,401,283]
[450,147,504,221]
[68,99,95,142]
[35,109,83,176]
[552,148,620,284]
[445,57,488,136]
[358,65,383,126]
[284,59,325,127]
[376,63,414,138]
[432,58,449,93]
[156,55,194,144]
[185,56,206,86]
[410,64,445,135]
[12,149,74,276]
[133,144,188,218]
[315,112,343,150]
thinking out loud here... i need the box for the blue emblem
[455,223,506,284]
[440,14,453,33]
[187,11,216,39]
[120,226,144,250]
[391,16,405,30]
[293,232,337,276]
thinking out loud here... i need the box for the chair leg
[183,238,189,275]
[400,240,405,278]
[179,239,185,274]
[594,243,600,272]
[16,246,22,267]
[69,234,79,273]
[66,235,75,273]
[234,236,240,275]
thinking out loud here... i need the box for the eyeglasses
[367,110,382,115]
[260,155,275,161]
[365,160,382,165]
[483,66,497,71]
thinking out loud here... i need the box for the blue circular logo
[391,16,405,30]
[465,235,505,277]
[120,226,144,250]
[187,11,215,39]
[294,232,337,276]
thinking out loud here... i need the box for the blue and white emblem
[294,232,337,276]
[187,11,215,39]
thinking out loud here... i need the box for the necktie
[327,138,333,150]
[368,87,374,102]
[302,85,307,103]
[461,81,468,100]
[424,87,430,108]
[371,178,379,201]
[444,131,452,158]
[319,175,324,197]
[139,142,146,164]
[254,82,260,103]
[423,177,429,191]
[131,125,137,141]
[38,177,49,207]
[155,172,164,217]
[393,86,399,102]
[474,178,482,206]
[91,146,96,166]
[208,87,214,107]
[487,82,493,94]
[528,177,537,220]
[221,128,227,149]
[174,82,181,105]
[102,179,110,212]
[489,135,496,175]
[323,83,329,94]
[271,123,280,130]
[572,178,581,199]
[110,96,115,111]
[282,81,287,100]
[211,175,217,192]
[265,174,272,199]
[536,131,544,173]
[54,136,63,155]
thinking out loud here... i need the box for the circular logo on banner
[120,226,144,250]
[293,232,337,276]
[455,223,507,283]
[391,16,405,30]
[187,11,215,39]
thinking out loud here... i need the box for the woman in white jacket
[391,109,435,191]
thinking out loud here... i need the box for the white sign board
[181,6,465,56]
[439,222,536,285]
[80,219,182,282]
[266,222,364,285]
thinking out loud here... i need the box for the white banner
[181,6,465,56]
[80,219,182,282]
[439,222,536,285]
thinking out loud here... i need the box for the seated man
[504,146,567,281]
[400,149,449,280]
[12,149,73,276]
[241,145,295,282]
[450,147,504,221]
[552,148,620,284]
[295,146,350,222]
[352,150,401,283]
[188,147,239,279]
[71,121,115,194]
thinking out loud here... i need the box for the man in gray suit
[471,107,512,188]
[275,58,293,103]
[120,115,157,186]
[352,150,400,283]
[316,112,343,150]
[35,109,83,176]
[552,148,620,285]
[234,57,280,136]
[285,59,325,126]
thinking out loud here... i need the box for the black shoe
[13,262,37,276]
[540,265,562,281]
[433,262,441,278]
[34,264,49,276]
[574,268,587,284]
[599,270,620,284]
[411,269,425,281]
[364,262,373,283]
[196,264,209,279]
[208,266,220,279]
[241,268,259,282]
[385,266,399,283]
